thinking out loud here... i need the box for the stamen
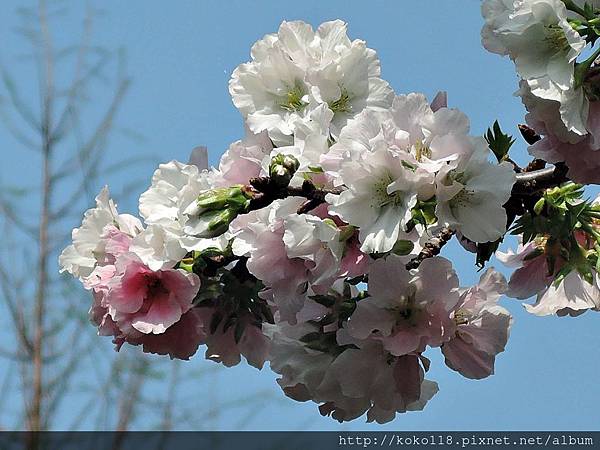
[371,172,406,208]
[544,24,570,53]
[414,140,432,161]
[280,82,308,112]
[453,309,471,326]
[328,88,352,113]
[450,188,475,209]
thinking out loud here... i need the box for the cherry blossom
[229,20,393,144]
[442,269,512,379]
[59,11,600,423]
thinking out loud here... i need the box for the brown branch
[160,363,180,431]
[115,358,148,432]
[512,162,570,196]
[0,265,33,355]
[523,159,546,173]
[28,0,54,438]
[241,162,570,272]
[247,177,342,214]
[405,227,455,270]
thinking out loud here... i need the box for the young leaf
[485,120,516,162]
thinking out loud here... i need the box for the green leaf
[392,239,414,256]
[484,121,515,163]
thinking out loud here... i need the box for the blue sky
[1,0,599,431]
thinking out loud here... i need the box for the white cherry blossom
[59,186,143,280]
[229,20,393,144]
[435,138,516,243]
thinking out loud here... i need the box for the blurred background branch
[0,0,280,443]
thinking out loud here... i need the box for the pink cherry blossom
[529,131,600,185]
[115,308,209,360]
[104,253,200,335]
[231,200,310,322]
[496,239,558,299]
[317,344,438,424]
[442,268,512,379]
[343,256,460,356]
[526,271,600,317]
[231,198,349,323]
[201,308,271,369]
[524,93,600,184]
[266,320,438,424]
[89,279,208,361]
[215,130,272,186]
[87,249,205,360]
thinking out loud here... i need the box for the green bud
[207,208,238,236]
[194,189,231,212]
[392,239,415,256]
[187,185,251,217]
[269,153,300,187]
[283,155,300,172]
[322,218,338,230]
[411,198,438,226]
[184,207,239,238]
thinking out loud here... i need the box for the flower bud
[269,153,300,187]
[184,207,239,238]
[183,186,253,238]
[206,208,236,237]
[178,257,195,273]
[185,186,251,216]
[392,239,414,256]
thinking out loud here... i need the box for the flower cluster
[61,11,600,424]
[498,188,600,316]
[482,0,600,182]
[229,20,393,144]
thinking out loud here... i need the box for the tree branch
[512,162,570,195]
[239,154,570,272]
[405,227,455,270]
[29,0,54,436]
[247,177,342,214]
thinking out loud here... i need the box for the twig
[247,177,342,214]
[29,0,54,436]
[512,163,569,195]
[405,227,455,270]
[523,159,546,173]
